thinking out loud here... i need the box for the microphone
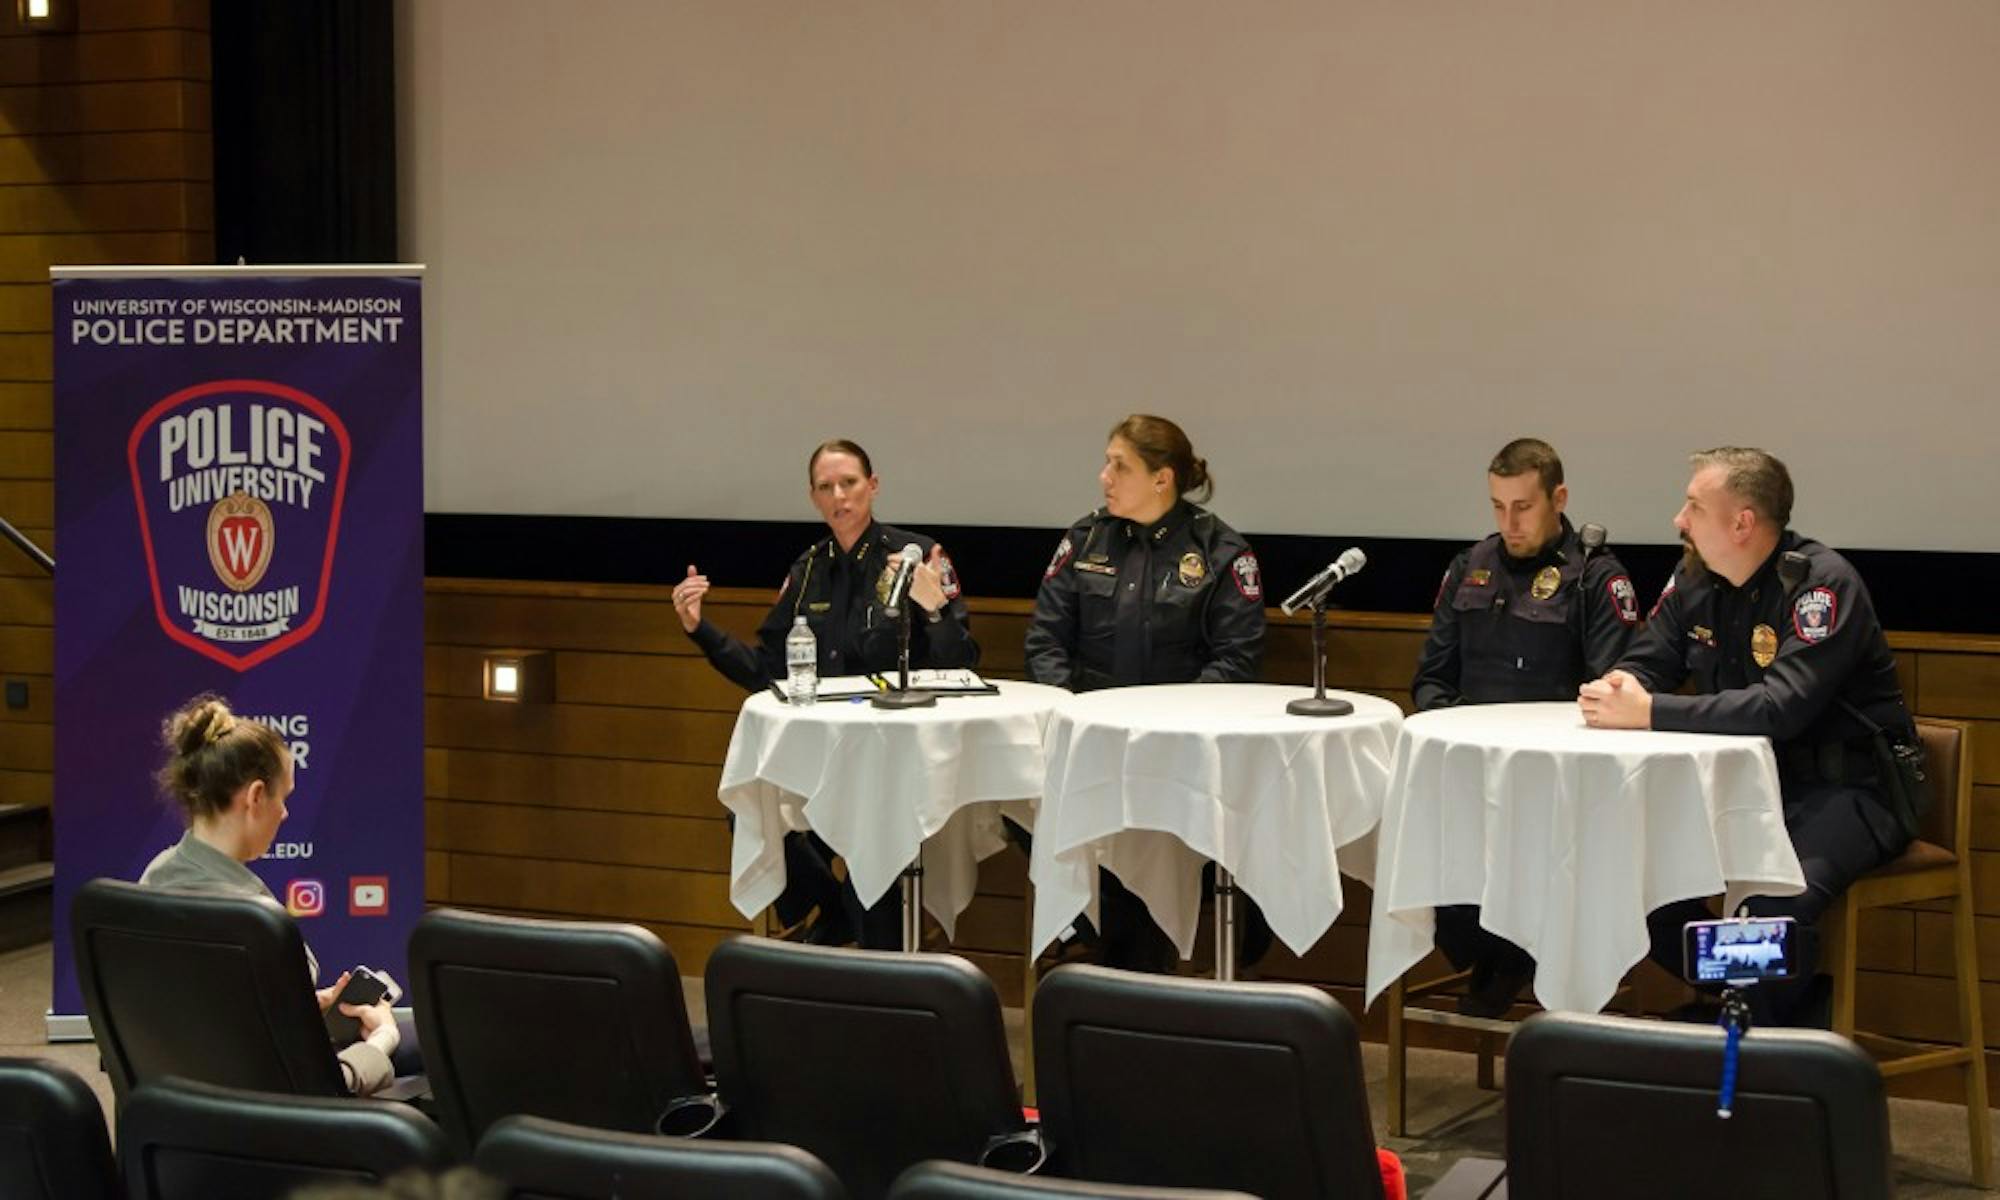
[882,543,924,616]
[1777,550,1810,597]
[1280,547,1367,616]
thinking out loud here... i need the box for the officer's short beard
[1679,534,1708,579]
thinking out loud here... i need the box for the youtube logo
[349,876,390,917]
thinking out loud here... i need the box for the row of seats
[0,1058,1252,1198]
[61,881,1899,1199]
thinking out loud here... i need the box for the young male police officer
[1412,437,1640,1016]
[1580,447,1917,1026]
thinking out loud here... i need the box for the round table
[719,680,1067,945]
[1030,683,1403,974]
[1362,701,1805,1015]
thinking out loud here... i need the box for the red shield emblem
[127,378,350,672]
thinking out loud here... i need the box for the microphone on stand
[1279,547,1367,617]
[873,543,937,709]
[882,543,923,617]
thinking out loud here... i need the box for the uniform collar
[822,520,884,563]
[1499,516,1575,571]
[1130,499,1195,544]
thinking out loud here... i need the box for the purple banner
[51,268,423,1025]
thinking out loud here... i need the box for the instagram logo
[285,879,325,917]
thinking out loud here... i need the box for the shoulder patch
[1649,572,1678,619]
[1793,585,1838,644]
[1045,535,1075,580]
[938,551,962,600]
[1433,567,1451,610]
[1606,575,1639,626]
[1230,553,1262,601]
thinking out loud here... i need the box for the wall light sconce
[482,650,554,703]
[16,0,77,32]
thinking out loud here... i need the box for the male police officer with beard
[1412,438,1640,1015]
[1581,447,1918,1026]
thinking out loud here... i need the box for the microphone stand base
[871,690,938,710]
[1286,696,1354,718]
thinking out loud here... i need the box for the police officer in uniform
[674,439,979,949]
[1412,437,1639,1015]
[1026,414,1267,972]
[1581,447,1916,1026]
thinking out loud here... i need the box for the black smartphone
[324,966,394,1043]
[1681,916,1800,985]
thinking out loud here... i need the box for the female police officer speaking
[1025,414,1267,972]
[673,438,979,949]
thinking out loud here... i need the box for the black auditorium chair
[1503,1011,1894,1200]
[1032,964,1388,1200]
[890,1161,1259,1200]
[0,1057,118,1200]
[477,1113,848,1200]
[704,937,1043,1200]
[119,1076,451,1199]
[408,907,713,1157]
[71,878,350,1107]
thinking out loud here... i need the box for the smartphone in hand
[324,966,398,1043]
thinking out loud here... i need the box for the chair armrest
[1424,1157,1506,1199]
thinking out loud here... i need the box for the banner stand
[49,265,426,1039]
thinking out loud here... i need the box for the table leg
[1213,866,1238,982]
[900,849,926,953]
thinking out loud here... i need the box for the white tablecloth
[1362,701,1805,1014]
[1031,683,1403,960]
[718,681,1066,939]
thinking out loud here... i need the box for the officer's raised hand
[1580,668,1652,729]
[672,564,710,634]
[908,545,949,614]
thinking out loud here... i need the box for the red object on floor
[1378,1147,1407,1200]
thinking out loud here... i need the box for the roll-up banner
[48,266,424,1034]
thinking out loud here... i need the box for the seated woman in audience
[673,438,980,949]
[140,693,411,1096]
[1024,414,1270,972]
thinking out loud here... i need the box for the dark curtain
[211,0,397,264]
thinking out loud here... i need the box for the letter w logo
[220,523,261,576]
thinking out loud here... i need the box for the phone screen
[1682,917,1799,984]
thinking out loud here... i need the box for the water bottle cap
[793,616,807,626]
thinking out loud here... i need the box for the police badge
[1177,552,1206,587]
[1751,624,1778,668]
[1530,566,1561,600]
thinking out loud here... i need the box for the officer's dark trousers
[1435,905,1534,977]
[1645,779,1900,1026]
[778,832,902,950]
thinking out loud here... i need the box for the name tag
[1073,561,1117,576]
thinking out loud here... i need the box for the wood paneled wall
[0,0,213,807]
[426,578,2000,1102]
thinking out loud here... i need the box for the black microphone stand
[871,600,936,709]
[1286,593,1353,717]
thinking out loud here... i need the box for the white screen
[398,0,2000,551]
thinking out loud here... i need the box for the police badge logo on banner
[128,378,351,671]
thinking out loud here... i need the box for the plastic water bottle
[785,617,818,705]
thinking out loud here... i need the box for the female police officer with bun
[673,438,979,949]
[1025,414,1268,972]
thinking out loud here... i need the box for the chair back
[890,1160,1259,1200]
[705,937,1029,1200]
[477,1114,847,1200]
[1914,718,1969,853]
[1506,1011,1892,1200]
[0,1058,118,1200]
[408,907,707,1157]
[70,878,345,1106]
[119,1076,450,1200]
[1031,964,1383,1200]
